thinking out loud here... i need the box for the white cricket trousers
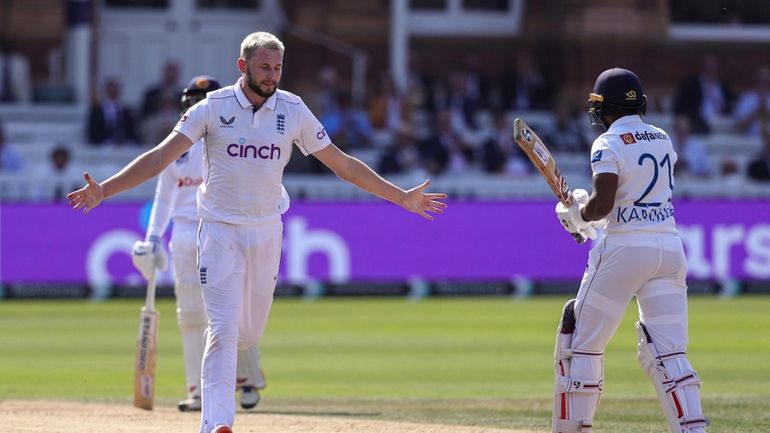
[566,233,697,431]
[169,221,208,399]
[572,233,690,353]
[197,218,283,433]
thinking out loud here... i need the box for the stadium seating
[1,106,767,202]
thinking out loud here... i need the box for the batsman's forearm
[101,149,169,199]
[336,156,407,206]
[581,199,611,221]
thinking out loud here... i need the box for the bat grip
[145,269,157,310]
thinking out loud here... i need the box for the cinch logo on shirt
[620,133,636,144]
[227,143,282,160]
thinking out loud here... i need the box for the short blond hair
[240,32,285,59]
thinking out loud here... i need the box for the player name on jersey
[616,205,675,224]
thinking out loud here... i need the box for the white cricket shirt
[590,115,679,236]
[146,140,204,239]
[174,79,330,225]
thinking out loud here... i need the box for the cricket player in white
[552,68,707,433]
[67,31,447,433]
[131,76,284,412]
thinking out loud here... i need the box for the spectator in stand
[543,102,590,154]
[462,54,490,112]
[447,69,480,130]
[747,113,770,181]
[369,74,412,142]
[720,159,743,186]
[0,119,23,171]
[141,60,183,119]
[35,144,79,201]
[304,65,341,117]
[406,51,435,114]
[734,65,770,136]
[502,51,553,111]
[481,111,530,177]
[87,78,139,146]
[673,54,732,134]
[142,89,183,146]
[320,92,373,152]
[0,44,31,103]
[378,127,422,175]
[671,115,715,178]
[418,109,473,175]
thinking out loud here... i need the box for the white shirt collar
[234,78,277,111]
[607,114,642,132]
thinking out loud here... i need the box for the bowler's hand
[67,172,104,214]
[402,180,448,221]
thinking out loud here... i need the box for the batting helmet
[181,75,221,108]
[587,68,646,133]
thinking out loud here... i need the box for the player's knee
[178,309,207,331]
[207,317,238,343]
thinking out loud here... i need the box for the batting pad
[636,322,708,433]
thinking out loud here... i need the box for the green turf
[1,296,768,432]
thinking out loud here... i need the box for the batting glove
[131,235,169,280]
[555,189,597,243]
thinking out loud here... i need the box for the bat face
[513,119,574,206]
[513,118,585,244]
[134,307,158,410]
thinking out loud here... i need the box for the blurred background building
[0,0,769,200]
[1,0,769,297]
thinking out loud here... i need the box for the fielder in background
[551,68,708,433]
[67,31,447,433]
[131,76,283,412]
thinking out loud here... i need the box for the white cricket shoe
[240,386,260,409]
[177,395,201,412]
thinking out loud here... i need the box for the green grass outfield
[1,296,768,432]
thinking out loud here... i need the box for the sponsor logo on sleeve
[316,127,327,140]
[591,150,603,163]
[620,133,636,144]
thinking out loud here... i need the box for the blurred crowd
[2,53,770,203]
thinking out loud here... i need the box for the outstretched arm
[67,131,194,214]
[312,144,447,220]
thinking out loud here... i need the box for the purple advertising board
[1,201,769,287]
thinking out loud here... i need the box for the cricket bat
[512,118,585,244]
[133,269,159,410]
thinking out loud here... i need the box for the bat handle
[145,269,157,310]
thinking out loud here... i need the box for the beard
[245,67,278,98]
